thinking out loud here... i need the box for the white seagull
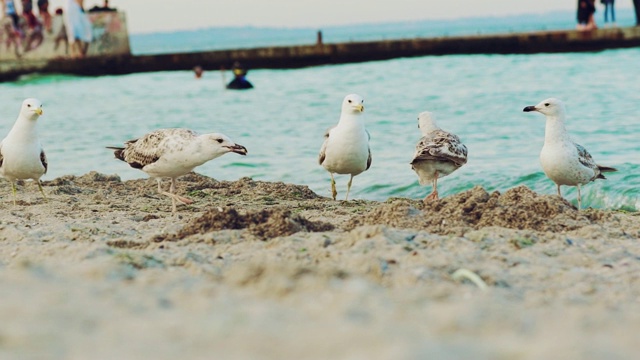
[0,98,48,204]
[523,98,616,209]
[108,128,247,212]
[410,111,467,202]
[318,94,371,200]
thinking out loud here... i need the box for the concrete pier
[1,26,639,81]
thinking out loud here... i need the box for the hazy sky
[44,0,633,34]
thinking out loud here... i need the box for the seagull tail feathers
[106,146,126,161]
[598,165,617,173]
[596,165,618,180]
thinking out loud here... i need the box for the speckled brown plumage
[109,129,198,169]
[411,129,467,169]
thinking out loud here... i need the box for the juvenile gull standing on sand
[318,93,371,200]
[0,98,48,204]
[523,98,616,209]
[108,128,247,212]
[410,111,467,202]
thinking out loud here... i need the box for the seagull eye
[544,103,550,107]
[27,104,31,107]
[216,138,223,144]
[348,100,352,103]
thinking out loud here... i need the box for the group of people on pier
[1,0,113,58]
[578,0,640,31]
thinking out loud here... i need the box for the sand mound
[44,171,122,187]
[179,174,320,201]
[156,207,334,241]
[349,186,611,235]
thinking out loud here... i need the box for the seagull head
[417,111,439,135]
[342,94,365,114]
[20,98,44,120]
[205,133,248,157]
[523,98,565,117]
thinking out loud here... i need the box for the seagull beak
[227,144,248,155]
[35,108,43,116]
[523,105,537,113]
[354,104,364,112]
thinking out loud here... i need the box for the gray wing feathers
[318,126,333,165]
[575,143,598,171]
[411,130,467,167]
[40,149,48,174]
[575,142,617,180]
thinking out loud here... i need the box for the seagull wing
[121,129,197,169]
[574,142,603,180]
[318,126,334,165]
[40,149,48,174]
[411,129,467,167]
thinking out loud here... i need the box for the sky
[44,0,634,34]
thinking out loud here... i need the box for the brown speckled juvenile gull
[108,128,247,213]
[410,111,467,202]
[523,98,616,210]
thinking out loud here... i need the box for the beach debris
[451,268,488,291]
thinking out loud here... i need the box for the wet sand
[1,172,640,359]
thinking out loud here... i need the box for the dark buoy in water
[226,61,253,90]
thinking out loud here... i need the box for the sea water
[1,12,639,210]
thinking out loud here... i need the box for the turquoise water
[1,16,639,210]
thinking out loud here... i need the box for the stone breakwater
[2,26,640,81]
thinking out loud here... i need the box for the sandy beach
[1,171,640,359]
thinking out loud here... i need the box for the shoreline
[1,171,640,358]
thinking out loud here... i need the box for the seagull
[318,93,371,200]
[107,128,247,213]
[410,111,467,202]
[523,98,616,209]
[0,98,48,204]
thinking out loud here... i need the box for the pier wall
[0,26,639,81]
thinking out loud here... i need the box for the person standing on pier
[38,0,52,32]
[1,0,23,57]
[600,0,615,26]
[64,0,92,58]
[577,0,597,30]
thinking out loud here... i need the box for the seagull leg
[11,181,17,205]
[424,172,439,202]
[37,180,47,202]
[557,184,562,197]
[345,174,354,201]
[330,173,337,200]
[576,184,582,210]
[169,180,177,213]
[160,178,193,213]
